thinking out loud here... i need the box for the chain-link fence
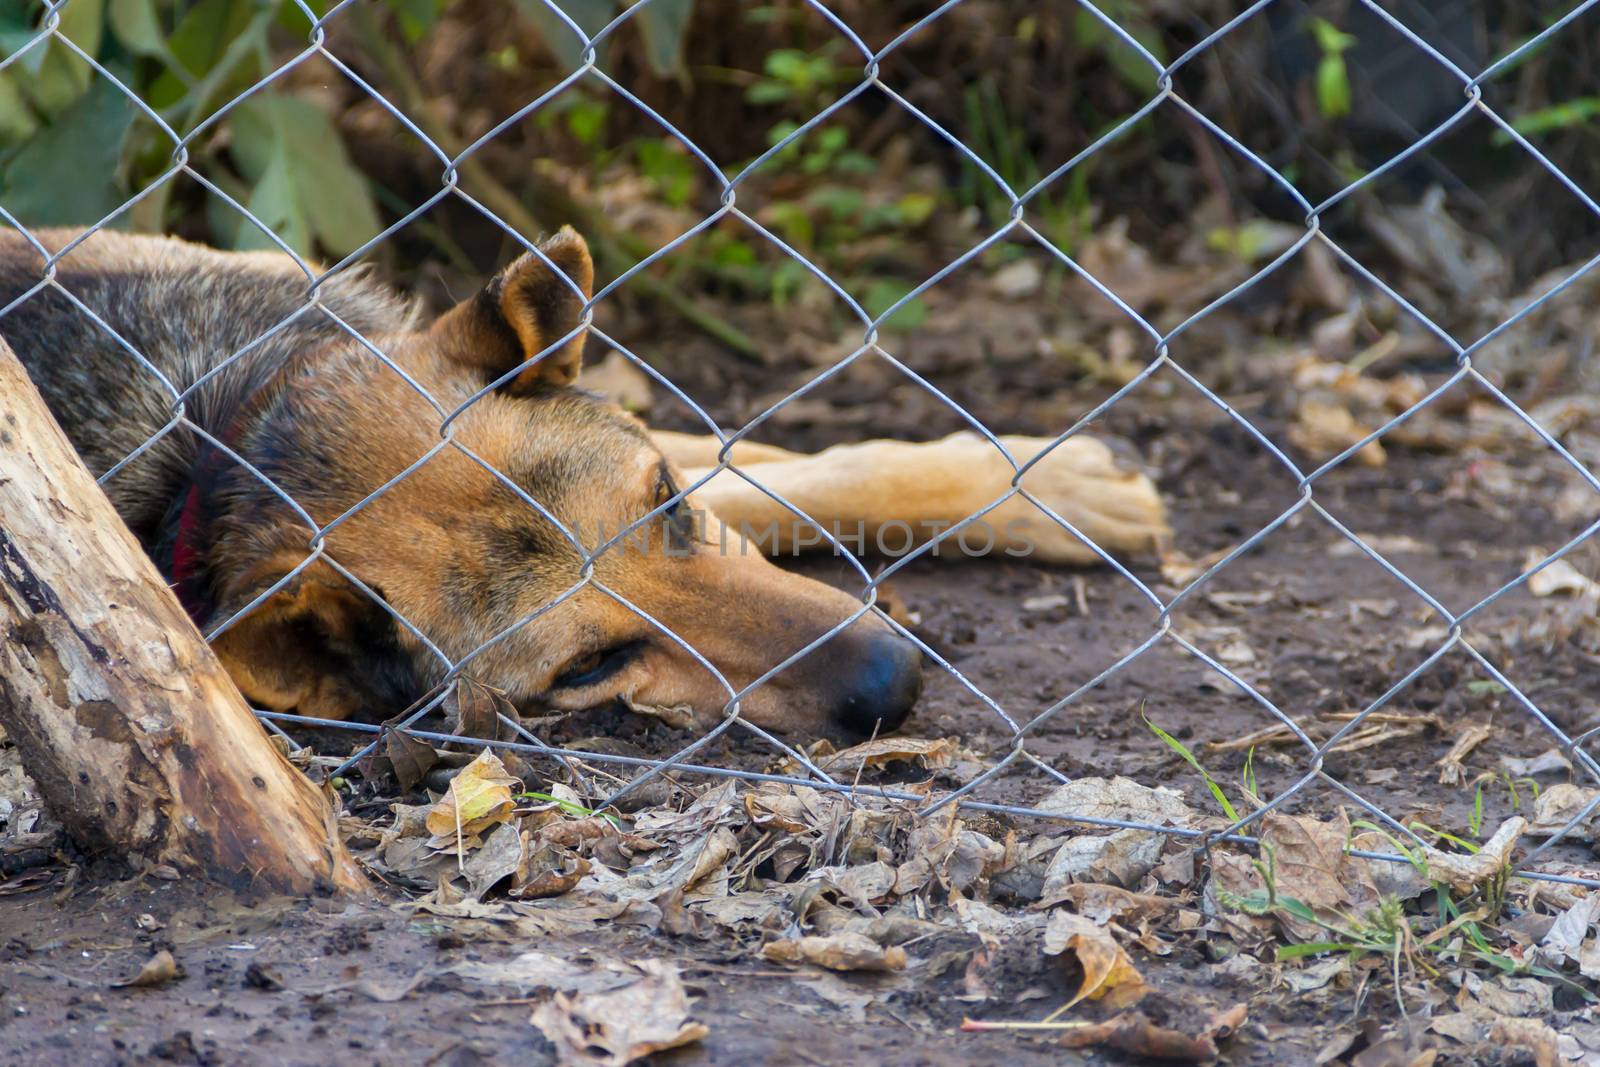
[5,0,1600,896]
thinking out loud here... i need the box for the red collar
[170,481,211,626]
[168,410,251,628]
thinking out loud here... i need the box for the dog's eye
[654,472,684,515]
[551,641,642,690]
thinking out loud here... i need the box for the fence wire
[5,0,1600,891]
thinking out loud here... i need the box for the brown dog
[0,227,1166,739]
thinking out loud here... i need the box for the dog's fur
[1,227,1167,738]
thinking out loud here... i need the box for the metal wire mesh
[5,0,1600,892]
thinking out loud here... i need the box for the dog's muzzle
[824,629,923,738]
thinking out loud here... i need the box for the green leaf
[895,192,936,227]
[1309,17,1356,56]
[862,279,926,331]
[766,200,812,249]
[1276,941,1359,960]
[384,0,447,43]
[0,0,41,62]
[166,0,251,75]
[146,0,260,109]
[0,71,40,144]
[634,137,695,205]
[1144,713,1239,822]
[236,149,309,254]
[108,0,168,57]
[744,81,790,105]
[228,94,381,257]
[1275,896,1320,925]
[57,0,105,56]
[632,0,692,78]
[1073,8,1163,92]
[1498,97,1600,143]
[21,0,107,121]
[1316,55,1351,119]
[807,185,862,221]
[564,95,609,146]
[510,0,614,72]
[0,73,133,225]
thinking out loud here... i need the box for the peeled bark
[0,337,366,896]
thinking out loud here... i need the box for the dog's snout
[829,631,923,737]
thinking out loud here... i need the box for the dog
[0,227,1167,739]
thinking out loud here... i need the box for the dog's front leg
[676,432,1168,565]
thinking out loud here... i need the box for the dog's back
[0,228,415,541]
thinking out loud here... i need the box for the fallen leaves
[530,960,708,1066]
[1418,817,1523,893]
[1057,1002,1248,1062]
[760,932,909,973]
[424,750,520,851]
[111,950,184,989]
[1043,910,1147,1010]
[785,735,959,777]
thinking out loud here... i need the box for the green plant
[1495,96,1600,143]
[744,43,854,112]
[1144,709,1240,822]
[958,76,1096,254]
[1309,17,1355,120]
[517,790,619,825]
[0,0,381,256]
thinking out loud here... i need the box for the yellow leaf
[1044,911,1147,1010]
[424,750,520,847]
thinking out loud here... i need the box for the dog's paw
[973,434,1169,565]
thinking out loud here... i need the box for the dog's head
[206,229,921,740]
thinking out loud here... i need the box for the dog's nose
[830,631,923,737]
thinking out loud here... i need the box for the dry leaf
[1524,551,1600,600]
[1500,749,1572,779]
[443,677,519,744]
[1038,883,1174,924]
[1212,810,1382,941]
[512,843,591,900]
[1289,399,1386,467]
[530,960,707,1066]
[1529,784,1600,840]
[456,821,526,899]
[1040,829,1165,890]
[1350,1022,1437,1067]
[1456,973,1555,1018]
[809,736,958,775]
[424,750,520,849]
[447,951,638,997]
[1043,910,1147,1010]
[760,932,908,972]
[1434,722,1492,786]
[367,725,438,792]
[112,950,184,989]
[1055,1002,1247,1061]
[744,783,837,834]
[1488,1017,1562,1067]
[1036,776,1200,828]
[1420,818,1523,893]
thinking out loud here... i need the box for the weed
[517,790,619,826]
[1143,709,1240,823]
[1309,17,1356,120]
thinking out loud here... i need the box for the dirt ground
[7,241,1600,1065]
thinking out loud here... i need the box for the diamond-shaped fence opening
[8,0,1600,921]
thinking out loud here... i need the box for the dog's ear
[431,226,595,394]
[209,555,420,721]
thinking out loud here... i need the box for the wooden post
[0,338,367,897]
